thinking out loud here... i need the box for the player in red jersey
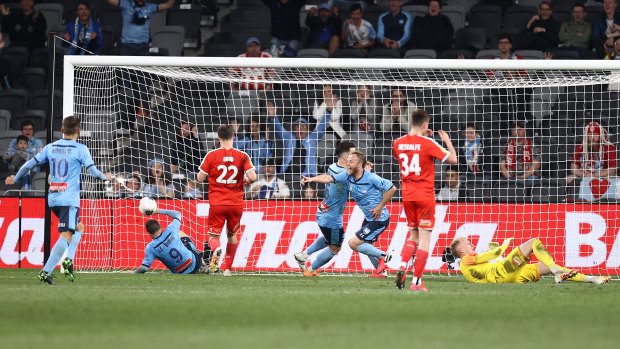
[392,109,457,291]
[197,124,257,276]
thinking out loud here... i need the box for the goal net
[63,56,620,276]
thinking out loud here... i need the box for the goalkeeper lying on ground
[449,237,610,284]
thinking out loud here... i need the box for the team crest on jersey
[362,189,367,194]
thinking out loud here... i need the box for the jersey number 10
[398,153,421,176]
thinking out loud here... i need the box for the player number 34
[398,153,421,176]
[216,164,239,184]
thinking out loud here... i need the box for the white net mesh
[68,58,620,276]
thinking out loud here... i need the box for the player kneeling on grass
[131,208,203,274]
[302,151,396,277]
[449,237,610,284]
[6,116,111,285]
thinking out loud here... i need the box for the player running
[393,109,457,291]
[131,208,203,274]
[5,116,112,284]
[450,237,610,285]
[302,151,396,276]
[197,124,257,276]
[294,141,355,277]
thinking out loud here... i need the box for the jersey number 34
[398,153,421,176]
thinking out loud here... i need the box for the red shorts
[403,200,436,230]
[207,205,243,236]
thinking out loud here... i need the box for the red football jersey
[393,134,450,200]
[199,147,255,206]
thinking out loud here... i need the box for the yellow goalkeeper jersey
[459,254,501,283]
[459,246,540,284]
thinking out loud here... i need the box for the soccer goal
[62,55,620,276]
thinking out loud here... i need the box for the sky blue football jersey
[141,218,197,274]
[316,163,349,229]
[332,170,394,222]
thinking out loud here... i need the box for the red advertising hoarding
[1,199,618,275]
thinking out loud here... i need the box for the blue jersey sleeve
[79,145,107,180]
[163,217,181,236]
[370,173,394,192]
[331,170,349,184]
[140,245,156,269]
[33,144,50,164]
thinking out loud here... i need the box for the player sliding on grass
[302,151,396,276]
[197,124,257,276]
[393,109,457,291]
[130,208,203,274]
[294,141,356,277]
[449,237,610,284]
[5,116,112,285]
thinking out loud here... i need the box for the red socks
[401,240,417,266]
[413,249,429,278]
[221,243,238,271]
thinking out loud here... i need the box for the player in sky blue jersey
[293,141,355,277]
[302,151,396,276]
[131,208,203,274]
[6,116,111,285]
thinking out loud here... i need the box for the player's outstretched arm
[154,208,181,221]
[301,174,334,185]
[7,158,39,184]
[437,130,458,165]
[475,237,513,263]
[245,168,257,187]
[132,266,150,274]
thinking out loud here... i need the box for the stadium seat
[12,109,47,131]
[516,0,543,6]
[552,5,571,24]
[343,132,375,159]
[467,5,502,37]
[368,48,401,59]
[442,5,465,31]
[514,50,544,60]
[12,68,46,90]
[167,4,202,49]
[32,172,47,192]
[402,5,427,19]
[101,25,118,55]
[0,110,11,132]
[475,49,499,59]
[0,89,28,116]
[585,5,605,25]
[151,26,185,56]
[333,48,365,58]
[1,46,29,78]
[495,182,527,203]
[317,133,337,166]
[34,3,64,32]
[404,49,437,59]
[548,48,581,60]
[297,48,329,58]
[150,10,166,34]
[98,8,123,44]
[503,6,538,35]
[29,90,63,119]
[439,49,472,59]
[454,28,487,52]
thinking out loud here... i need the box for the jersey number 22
[216,165,238,184]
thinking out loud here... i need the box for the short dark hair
[465,123,476,130]
[336,141,355,157]
[350,150,366,167]
[131,174,142,183]
[263,158,276,167]
[145,219,161,235]
[218,124,235,140]
[572,3,585,11]
[62,115,81,135]
[498,34,512,44]
[16,135,29,143]
[349,3,362,12]
[410,109,431,127]
[77,1,90,9]
[446,165,459,174]
[20,120,34,131]
[514,121,526,130]
[539,1,552,10]
[429,0,441,8]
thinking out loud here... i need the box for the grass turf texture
[0,269,618,349]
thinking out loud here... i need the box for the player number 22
[216,164,239,184]
[398,153,421,176]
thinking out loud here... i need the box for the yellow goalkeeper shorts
[494,247,540,283]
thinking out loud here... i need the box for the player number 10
[216,164,239,184]
[398,153,421,176]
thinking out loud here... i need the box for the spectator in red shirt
[230,37,274,94]
[500,123,541,180]
[567,122,617,185]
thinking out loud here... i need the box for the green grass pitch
[1,269,618,349]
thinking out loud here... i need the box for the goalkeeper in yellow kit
[449,237,610,284]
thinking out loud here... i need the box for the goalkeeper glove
[488,242,500,251]
[501,237,514,248]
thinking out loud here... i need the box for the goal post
[63,55,620,276]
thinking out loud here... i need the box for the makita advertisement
[0,199,618,275]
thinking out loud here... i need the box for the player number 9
[169,248,182,263]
